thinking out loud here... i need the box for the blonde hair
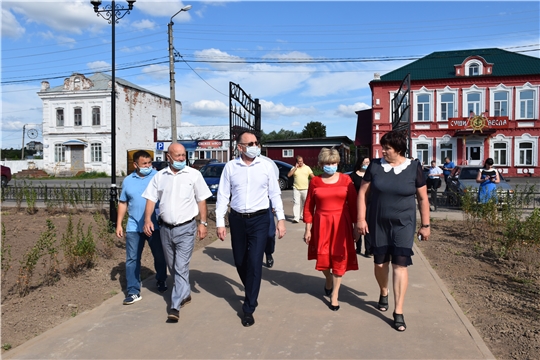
[318,147,340,165]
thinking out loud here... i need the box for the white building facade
[38,72,181,176]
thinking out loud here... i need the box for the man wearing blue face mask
[216,131,286,327]
[116,150,168,305]
[142,143,212,322]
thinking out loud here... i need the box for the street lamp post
[91,0,135,228]
[168,5,192,143]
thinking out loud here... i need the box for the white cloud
[1,8,25,38]
[38,31,76,48]
[87,61,110,72]
[259,100,318,119]
[141,64,169,80]
[335,102,371,117]
[291,121,301,127]
[9,2,99,34]
[135,1,193,19]
[262,51,312,61]
[131,19,156,31]
[187,100,228,117]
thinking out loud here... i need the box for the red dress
[303,174,358,276]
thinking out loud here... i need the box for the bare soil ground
[1,208,539,359]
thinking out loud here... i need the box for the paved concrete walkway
[5,203,494,359]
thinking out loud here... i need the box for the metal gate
[229,82,261,159]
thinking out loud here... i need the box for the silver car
[446,165,514,206]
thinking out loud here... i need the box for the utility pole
[21,124,26,160]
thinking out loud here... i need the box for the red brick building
[356,48,540,177]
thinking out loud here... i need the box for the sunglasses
[238,141,260,147]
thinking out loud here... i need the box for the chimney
[373,73,381,80]
[41,81,50,91]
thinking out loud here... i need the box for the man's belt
[231,208,268,218]
[159,217,195,228]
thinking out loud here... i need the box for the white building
[38,72,181,176]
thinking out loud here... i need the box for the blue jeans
[125,231,167,296]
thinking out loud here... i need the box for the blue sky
[2,0,539,149]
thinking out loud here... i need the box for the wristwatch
[200,220,208,227]
[421,224,430,228]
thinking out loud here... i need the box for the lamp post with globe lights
[90,0,135,228]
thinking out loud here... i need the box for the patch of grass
[510,276,533,285]
[2,343,12,351]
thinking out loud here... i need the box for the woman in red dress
[303,148,358,311]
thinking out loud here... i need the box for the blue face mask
[138,166,152,176]
[244,146,261,159]
[361,165,368,170]
[170,160,186,170]
[323,165,338,175]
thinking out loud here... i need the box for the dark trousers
[427,177,441,190]
[229,210,270,314]
[265,206,276,257]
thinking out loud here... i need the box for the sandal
[377,294,388,312]
[393,312,406,332]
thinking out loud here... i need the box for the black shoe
[364,250,373,258]
[180,295,192,308]
[242,313,255,327]
[167,308,179,322]
[157,280,168,293]
[355,247,362,255]
[266,254,274,268]
[329,304,340,311]
[324,286,333,296]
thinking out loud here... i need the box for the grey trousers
[159,220,197,311]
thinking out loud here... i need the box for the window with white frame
[74,108,82,126]
[416,143,429,164]
[519,90,535,119]
[493,142,508,166]
[416,94,431,121]
[518,142,533,165]
[92,107,100,126]
[468,63,479,76]
[493,91,509,117]
[91,143,102,162]
[514,134,538,166]
[467,93,481,115]
[282,149,294,158]
[440,93,454,121]
[440,143,453,163]
[56,109,64,126]
[54,144,65,162]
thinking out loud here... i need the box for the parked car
[446,165,513,205]
[152,161,169,171]
[192,158,218,170]
[201,163,225,201]
[1,165,12,187]
[273,160,294,190]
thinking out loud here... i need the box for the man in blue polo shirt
[116,150,167,305]
[442,157,455,192]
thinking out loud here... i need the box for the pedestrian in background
[287,155,314,223]
[304,148,358,312]
[142,143,212,323]
[349,156,372,257]
[116,150,168,305]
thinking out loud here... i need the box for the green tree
[260,129,301,143]
[301,121,326,138]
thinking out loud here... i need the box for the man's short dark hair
[133,150,152,163]
[296,155,303,161]
[237,130,258,143]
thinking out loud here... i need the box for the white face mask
[244,146,261,159]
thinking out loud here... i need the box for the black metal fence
[1,184,116,208]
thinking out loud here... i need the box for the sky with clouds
[1,0,539,149]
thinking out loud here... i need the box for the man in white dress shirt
[142,143,212,322]
[216,131,286,327]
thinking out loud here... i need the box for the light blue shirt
[120,169,159,233]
